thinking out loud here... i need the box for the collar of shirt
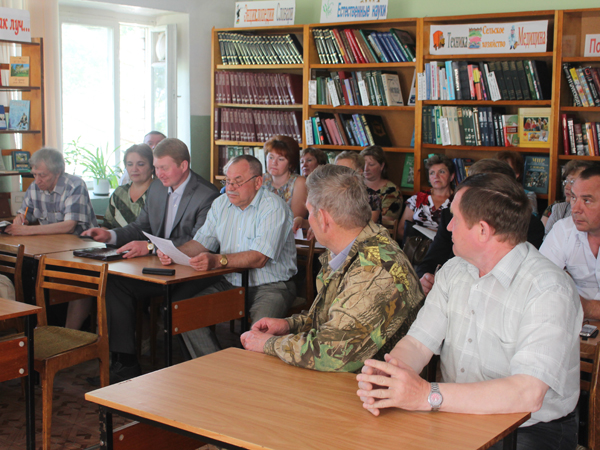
[44,173,67,195]
[168,172,192,197]
[329,238,357,273]
[226,185,264,211]
[466,242,528,289]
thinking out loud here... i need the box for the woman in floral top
[398,154,455,241]
[360,146,402,222]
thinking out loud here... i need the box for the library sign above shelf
[584,34,600,57]
[0,7,30,43]
[234,1,295,27]
[429,20,548,55]
[320,0,387,24]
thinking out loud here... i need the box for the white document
[294,228,326,249]
[412,224,437,240]
[143,231,191,266]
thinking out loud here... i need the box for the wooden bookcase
[552,8,600,200]
[210,25,306,181]
[210,9,600,204]
[0,37,45,161]
[304,18,419,196]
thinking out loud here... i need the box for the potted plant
[64,138,122,196]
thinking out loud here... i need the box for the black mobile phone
[142,267,176,276]
[580,324,599,338]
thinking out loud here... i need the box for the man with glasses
[84,138,220,384]
[7,147,97,235]
[158,154,297,359]
[541,164,600,320]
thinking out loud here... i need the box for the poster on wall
[429,20,548,55]
[320,0,388,24]
[0,7,31,43]
[234,1,295,27]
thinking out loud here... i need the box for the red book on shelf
[333,113,350,146]
[591,122,599,156]
[337,29,357,64]
[560,113,570,156]
[331,28,349,64]
[343,29,366,64]
[467,64,476,100]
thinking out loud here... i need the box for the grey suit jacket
[114,171,220,247]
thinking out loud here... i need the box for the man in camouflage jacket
[241,165,424,372]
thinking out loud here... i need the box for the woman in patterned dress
[360,145,403,222]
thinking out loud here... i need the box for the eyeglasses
[220,175,258,189]
[562,178,576,187]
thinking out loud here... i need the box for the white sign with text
[585,34,600,57]
[320,0,388,24]
[234,1,295,27]
[0,7,30,43]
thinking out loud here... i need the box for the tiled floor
[0,321,243,450]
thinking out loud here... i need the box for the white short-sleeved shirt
[408,243,582,426]
[540,216,600,300]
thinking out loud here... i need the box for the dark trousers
[490,410,577,450]
[106,274,218,355]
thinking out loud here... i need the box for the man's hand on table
[81,228,111,243]
[189,252,218,272]
[5,222,32,235]
[118,241,149,259]
[241,329,273,353]
[356,354,430,416]
[252,317,290,335]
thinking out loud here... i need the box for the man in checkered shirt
[6,147,97,235]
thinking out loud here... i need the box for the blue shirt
[194,188,297,287]
[19,173,97,235]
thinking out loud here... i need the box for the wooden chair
[34,256,110,450]
[381,217,399,242]
[0,243,24,334]
[580,340,600,450]
[288,237,316,315]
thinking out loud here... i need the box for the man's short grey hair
[29,148,65,175]
[306,164,371,229]
[224,155,263,177]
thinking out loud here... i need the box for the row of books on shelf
[0,101,30,131]
[310,70,416,107]
[215,72,302,105]
[304,112,392,148]
[214,108,302,144]
[217,32,303,65]
[422,106,550,148]
[422,60,551,101]
[312,28,415,65]
[560,114,600,156]
[562,64,600,107]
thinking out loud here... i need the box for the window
[60,14,175,176]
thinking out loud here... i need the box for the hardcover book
[523,156,549,194]
[12,150,30,172]
[401,154,414,189]
[0,105,6,130]
[9,56,29,87]
[9,100,30,130]
[518,108,551,148]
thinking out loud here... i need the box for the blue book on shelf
[9,100,30,131]
[0,105,6,130]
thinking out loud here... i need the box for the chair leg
[99,353,110,387]
[150,298,159,367]
[41,370,54,450]
[135,301,143,360]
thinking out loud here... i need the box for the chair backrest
[295,237,316,307]
[0,242,24,303]
[35,256,109,336]
[381,218,399,242]
[581,340,600,450]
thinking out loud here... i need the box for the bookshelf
[210,25,306,181]
[305,18,419,196]
[553,8,600,200]
[210,9,600,205]
[420,11,556,203]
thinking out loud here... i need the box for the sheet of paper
[294,228,326,249]
[143,231,191,266]
[412,224,437,240]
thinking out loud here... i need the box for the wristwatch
[147,242,155,252]
[428,382,443,411]
[219,254,228,267]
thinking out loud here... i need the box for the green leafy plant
[64,138,122,188]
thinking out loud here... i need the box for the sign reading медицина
[234,1,295,27]
[320,0,388,24]
[429,20,548,55]
[584,34,600,57]
[0,7,30,43]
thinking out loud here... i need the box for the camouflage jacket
[264,221,424,372]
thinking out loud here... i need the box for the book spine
[595,123,600,157]
[562,63,583,107]
[567,117,576,155]
[522,60,538,100]
[583,67,600,106]
[561,113,570,155]
[388,30,409,62]
[586,123,596,157]
[508,60,523,100]
[577,68,595,106]
[331,29,349,64]
[570,67,590,107]
[360,114,376,146]
[515,60,531,100]
[501,61,516,100]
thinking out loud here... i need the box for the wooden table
[0,233,104,257]
[86,347,530,450]
[46,251,249,366]
[0,298,41,450]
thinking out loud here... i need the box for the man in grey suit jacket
[84,138,220,384]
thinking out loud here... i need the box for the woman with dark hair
[360,145,402,221]
[398,154,454,241]
[299,147,327,177]
[103,143,155,229]
[262,135,308,229]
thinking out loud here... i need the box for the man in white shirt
[357,173,582,450]
[541,165,600,319]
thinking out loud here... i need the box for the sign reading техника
[234,1,295,27]
[320,0,388,24]
[429,20,548,55]
[0,7,30,42]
